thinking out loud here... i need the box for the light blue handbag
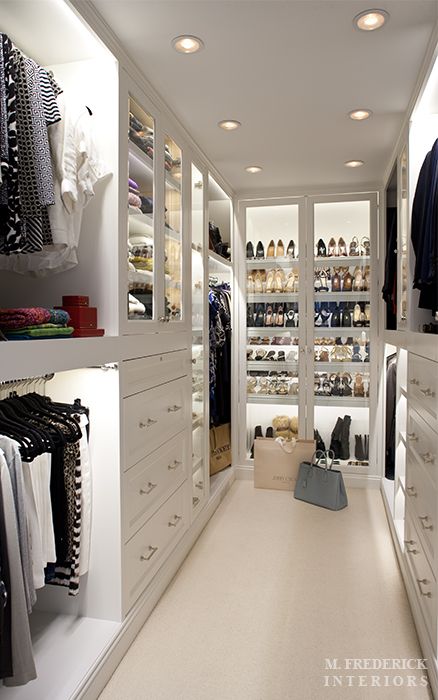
[294,450,348,511]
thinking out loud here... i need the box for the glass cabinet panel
[127,98,155,320]
[313,199,371,472]
[245,204,300,458]
[191,165,206,513]
[398,147,408,328]
[164,135,182,321]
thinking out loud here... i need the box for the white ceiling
[90,0,438,194]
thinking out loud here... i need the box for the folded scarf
[5,326,74,339]
[0,307,51,329]
[48,309,70,325]
[140,196,153,214]
[128,177,139,191]
[128,192,142,208]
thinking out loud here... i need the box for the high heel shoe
[274,268,285,293]
[349,236,359,256]
[265,269,275,293]
[265,305,274,326]
[354,374,365,397]
[314,270,322,292]
[286,240,296,258]
[338,237,347,256]
[363,265,370,291]
[341,306,352,327]
[330,305,341,327]
[361,236,371,257]
[254,271,263,293]
[331,268,341,292]
[276,239,284,257]
[316,238,327,257]
[352,266,363,291]
[246,241,254,259]
[266,240,275,257]
[276,305,284,326]
[364,303,371,326]
[247,304,255,326]
[353,303,362,327]
[342,269,353,292]
[255,304,265,327]
[256,241,264,258]
[328,237,337,256]
[285,271,297,292]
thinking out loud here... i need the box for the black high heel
[255,304,265,327]
[256,241,265,258]
[316,238,327,257]
[286,239,296,258]
[246,241,255,259]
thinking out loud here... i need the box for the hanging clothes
[209,283,231,427]
[382,206,397,329]
[411,139,438,315]
[385,354,397,480]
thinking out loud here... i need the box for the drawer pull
[168,514,182,527]
[167,404,182,413]
[191,358,196,364]
[407,547,419,555]
[404,539,416,546]
[407,432,418,442]
[406,486,417,497]
[193,496,200,506]
[420,387,435,397]
[419,515,433,531]
[421,452,435,464]
[139,482,157,495]
[195,480,204,489]
[168,460,182,470]
[416,578,432,598]
[140,545,158,561]
[139,418,157,429]
[409,378,419,386]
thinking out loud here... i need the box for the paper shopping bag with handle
[254,437,315,490]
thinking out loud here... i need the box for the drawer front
[406,453,436,564]
[124,483,188,611]
[408,353,438,432]
[122,350,188,397]
[124,377,188,469]
[404,508,437,654]
[407,406,438,488]
[122,433,188,543]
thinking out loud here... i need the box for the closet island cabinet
[0,1,234,699]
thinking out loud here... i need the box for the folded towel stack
[0,307,74,340]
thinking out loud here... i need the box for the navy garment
[209,285,231,427]
[411,140,438,313]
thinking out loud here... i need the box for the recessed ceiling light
[345,160,365,168]
[349,108,373,121]
[245,165,263,173]
[172,35,204,54]
[354,9,389,31]
[218,120,241,130]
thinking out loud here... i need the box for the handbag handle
[275,437,297,454]
[312,449,335,470]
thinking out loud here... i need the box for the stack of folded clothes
[128,177,142,209]
[129,112,154,159]
[0,307,74,340]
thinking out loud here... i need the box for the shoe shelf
[247,395,299,405]
[247,361,298,371]
[314,361,369,372]
[208,250,232,269]
[247,326,299,335]
[314,291,370,301]
[314,327,370,336]
[314,396,370,407]
[248,293,299,302]
[314,255,370,266]
[247,258,299,270]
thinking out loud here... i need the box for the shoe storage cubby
[239,194,377,480]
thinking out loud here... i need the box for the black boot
[314,428,326,453]
[355,434,365,461]
[363,434,369,460]
[339,415,351,461]
[250,425,263,459]
[329,417,343,460]
[266,427,274,438]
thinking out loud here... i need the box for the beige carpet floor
[99,481,433,700]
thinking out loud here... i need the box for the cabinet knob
[406,486,417,497]
[168,514,182,527]
[416,578,432,598]
[193,496,200,506]
[167,405,182,413]
[139,482,157,495]
[140,545,158,561]
[419,515,433,531]
[407,432,418,442]
[168,460,182,470]
[407,548,419,555]
[139,418,157,429]
[195,480,204,489]
[404,539,415,546]
[421,452,435,464]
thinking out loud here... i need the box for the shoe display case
[243,200,305,459]
[309,195,376,475]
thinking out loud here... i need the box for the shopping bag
[254,437,315,490]
[209,423,232,475]
[294,450,348,510]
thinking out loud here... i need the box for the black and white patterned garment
[0,34,8,195]
[0,35,23,254]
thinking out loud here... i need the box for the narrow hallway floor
[99,481,432,700]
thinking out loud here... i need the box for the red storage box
[72,328,105,338]
[62,295,89,307]
[55,305,97,328]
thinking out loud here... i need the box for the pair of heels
[353,303,371,327]
[353,374,369,397]
[247,241,266,259]
[330,267,353,292]
[266,239,296,258]
[265,304,285,327]
[328,237,348,257]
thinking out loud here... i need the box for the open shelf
[247,326,299,335]
[314,396,370,407]
[314,291,371,301]
[128,140,181,191]
[247,361,298,371]
[246,257,299,269]
[314,362,369,371]
[314,327,370,337]
[208,250,232,270]
[315,255,371,265]
[248,293,298,302]
[247,395,299,405]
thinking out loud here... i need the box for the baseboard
[235,464,254,480]
[381,483,438,700]
[236,464,381,489]
[78,470,235,700]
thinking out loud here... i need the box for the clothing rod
[0,373,54,388]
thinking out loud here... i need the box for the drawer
[122,433,188,543]
[122,350,188,397]
[404,508,437,654]
[406,452,436,564]
[123,483,188,611]
[192,465,206,513]
[408,353,438,433]
[407,406,438,487]
[123,377,188,469]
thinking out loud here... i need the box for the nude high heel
[267,240,275,257]
[276,239,284,257]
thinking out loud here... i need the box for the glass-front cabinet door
[243,200,304,463]
[164,134,183,322]
[310,194,376,475]
[191,164,207,516]
[127,97,155,321]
